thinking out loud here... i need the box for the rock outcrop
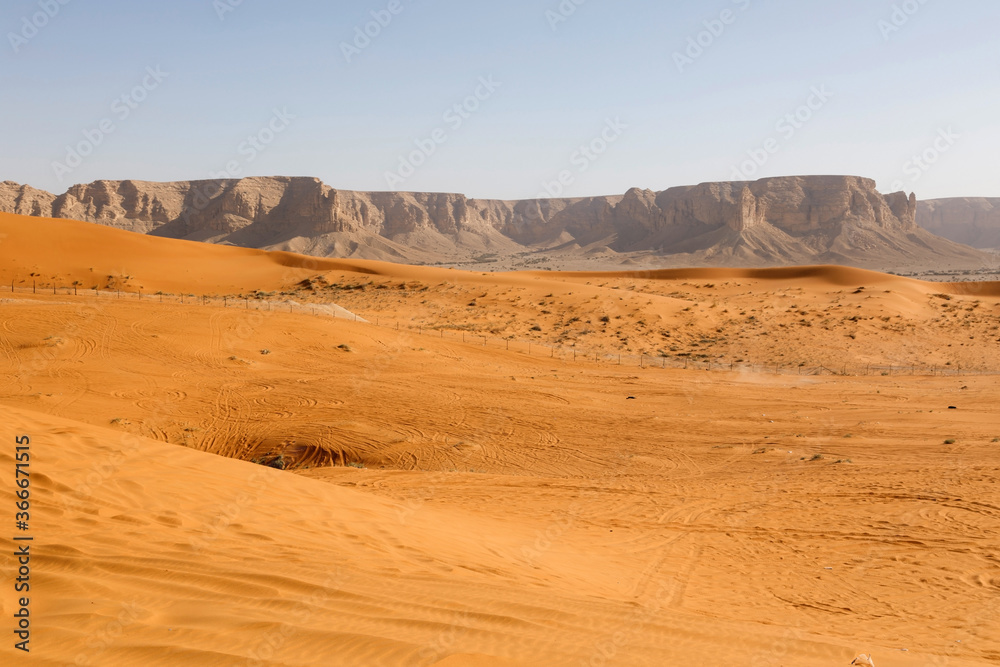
[918,198,1000,250]
[0,175,986,269]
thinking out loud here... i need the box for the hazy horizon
[2,0,998,201]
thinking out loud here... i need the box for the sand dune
[550,264,915,287]
[0,212,373,295]
[4,212,1000,371]
[1,212,999,665]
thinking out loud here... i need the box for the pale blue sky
[1,0,997,200]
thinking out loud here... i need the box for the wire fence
[5,282,996,377]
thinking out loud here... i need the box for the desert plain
[1,211,999,666]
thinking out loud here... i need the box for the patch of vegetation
[944,439,956,445]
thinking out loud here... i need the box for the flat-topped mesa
[745,175,917,232]
[715,176,914,233]
[917,197,1000,249]
[639,175,916,238]
[0,175,974,268]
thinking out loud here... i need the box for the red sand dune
[1,212,998,665]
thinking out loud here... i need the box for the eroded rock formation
[0,175,985,269]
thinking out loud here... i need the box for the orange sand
[1,213,998,665]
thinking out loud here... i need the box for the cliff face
[918,198,1000,250]
[0,182,58,218]
[0,175,983,269]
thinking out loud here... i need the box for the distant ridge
[917,198,1000,250]
[0,175,989,270]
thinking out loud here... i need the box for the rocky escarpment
[0,175,987,269]
[918,198,1000,250]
